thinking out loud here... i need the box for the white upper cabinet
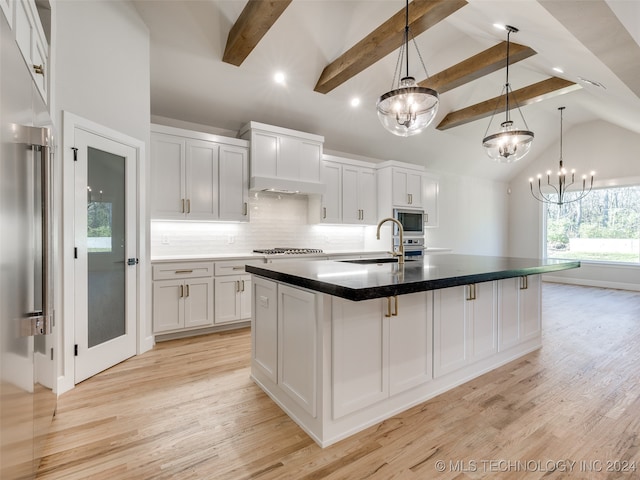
[392,168,423,208]
[239,122,324,194]
[6,0,49,104]
[150,125,249,222]
[423,173,439,227]
[309,155,377,225]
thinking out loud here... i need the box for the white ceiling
[132,0,640,183]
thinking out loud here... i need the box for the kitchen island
[246,254,580,447]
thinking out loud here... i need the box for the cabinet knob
[33,64,44,75]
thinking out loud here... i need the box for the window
[545,185,640,264]
[87,200,113,253]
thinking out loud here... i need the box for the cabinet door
[498,277,521,351]
[468,282,497,361]
[298,140,321,182]
[186,139,219,220]
[341,165,360,224]
[332,297,388,418]
[320,161,342,223]
[151,133,186,219]
[252,277,278,383]
[423,176,439,227]
[520,275,541,341]
[433,286,467,378]
[214,276,241,324]
[392,169,423,207]
[251,131,278,178]
[239,275,252,320]
[219,144,248,221]
[358,168,377,224]
[278,285,317,417]
[389,292,432,396]
[277,135,299,179]
[153,280,184,333]
[184,278,214,329]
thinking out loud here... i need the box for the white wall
[55,0,151,392]
[427,173,509,255]
[508,120,640,290]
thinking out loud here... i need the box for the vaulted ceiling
[133,0,640,183]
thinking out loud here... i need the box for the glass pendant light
[482,25,534,162]
[376,0,439,137]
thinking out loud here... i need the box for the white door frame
[60,111,152,394]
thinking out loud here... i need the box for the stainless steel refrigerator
[1,8,56,479]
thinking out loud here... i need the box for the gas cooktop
[253,248,324,255]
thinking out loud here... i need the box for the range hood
[250,175,325,195]
[240,121,326,196]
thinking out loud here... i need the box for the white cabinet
[239,122,324,194]
[317,160,342,223]
[392,168,423,208]
[0,0,14,28]
[342,164,377,224]
[251,278,318,417]
[309,155,377,225]
[150,125,249,222]
[213,260,258,325]
[423,174,439,227]
[332,292,431,418]
[433,282,496,378]
[14,0,48,103]
[497,275,541,351]
[152,262,214,334]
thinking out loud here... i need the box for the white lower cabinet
[498,275,541,351]
[214,275,251,324]
[152,262,214,334]
[332,292,431,418]
[252,278,318,417]
[433,282,496,378]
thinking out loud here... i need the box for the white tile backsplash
[150,191,368,256]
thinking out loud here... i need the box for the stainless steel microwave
[393,208,424,236]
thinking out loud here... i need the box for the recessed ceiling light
[274,71,286,85]
[553,67,564,73]
[350,97,360,107]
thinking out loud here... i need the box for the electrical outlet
[160,235,169,245]
[227,235,235,244]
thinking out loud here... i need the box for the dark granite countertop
[245,254,581,301]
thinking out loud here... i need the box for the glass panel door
[87,146,126,347]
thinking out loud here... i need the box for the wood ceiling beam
[419,41,536,94]
[222,0,293,67]
[314,0,468,95]
[436,77,581,130]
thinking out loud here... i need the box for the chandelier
[376,0,439,137]
[482,25,534,163]
[529,107,595,206]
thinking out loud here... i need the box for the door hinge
[72,147,78,161]
[74,344,78,356]
[74,247,78,259]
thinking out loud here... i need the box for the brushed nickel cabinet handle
[520,276,528,290]
[241,280,245,292]
[243,202,248,216]
[466,284,476,301]
[185,284,190,297]
[175,269,193,274]
[232,266,244,271]
[179,285,184,298]
[385,297,392,318]
[236,280,240,293]
[323,207,326,219]
[181,199,185,213]
[392,296,398,316]
[186,199,191,213]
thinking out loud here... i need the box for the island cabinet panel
[332,292,432,418]
[278,285,318,417]
[433,282,497,378]
[498,275,541,351]
[389,292,432,396]
[252,277,278,383]
[332,298,388,419]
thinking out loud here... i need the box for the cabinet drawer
[215,259,263,276]
[152,262,214,280]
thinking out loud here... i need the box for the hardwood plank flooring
[37,283,640,479]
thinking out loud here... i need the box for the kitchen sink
[338,257,417,264]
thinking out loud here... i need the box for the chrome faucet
[376,217,405,264]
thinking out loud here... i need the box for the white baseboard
[543,276,640,292]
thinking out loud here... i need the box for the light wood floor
[37,283,640,480]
